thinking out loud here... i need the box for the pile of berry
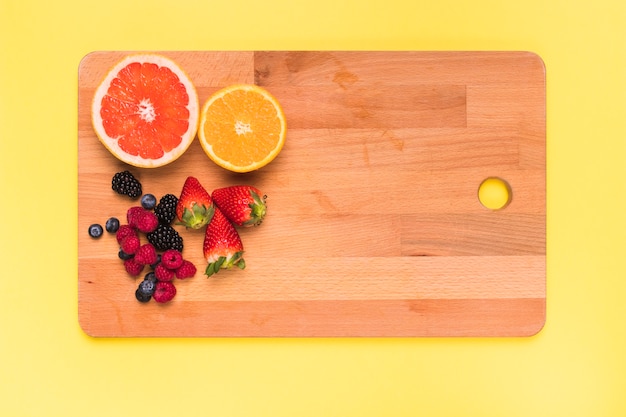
[88,170,268,305]
[88,171,196,304]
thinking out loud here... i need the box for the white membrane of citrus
[91,54,199,168]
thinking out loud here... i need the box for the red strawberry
[176,176,214,229]
[203,207,245,277]
[211,185,267,227]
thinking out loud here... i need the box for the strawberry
[203,207,245,277]
[176,176,214,229]
[211,185,267,227]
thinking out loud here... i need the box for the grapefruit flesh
[91,54,199,168]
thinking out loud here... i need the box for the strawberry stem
[179,204,214,229]
[244,190,267,226]
[204,251,245,277]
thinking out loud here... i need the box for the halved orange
[91,54,199,168]
[198,84,287,173]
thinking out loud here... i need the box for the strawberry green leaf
[178,204,214,229]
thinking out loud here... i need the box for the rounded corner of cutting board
[524,303,547,337]
[77,312,97,338]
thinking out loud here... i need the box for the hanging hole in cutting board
[478,177,512,210]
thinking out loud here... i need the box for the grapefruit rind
[198,84,287,173]
[91,54,199,168]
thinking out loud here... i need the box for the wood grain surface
[78,51,546,337]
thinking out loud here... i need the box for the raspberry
[175,260,197,279]
[124,258,144,276]
[134,243,157,266]
[136,210,158,233]
[116,224,137,244]
[153,281,176,303]
[154,263,175,281]
[127,206,144,228]
[161,249,183,270]
[120,234,141,255]
[112,170,142,199]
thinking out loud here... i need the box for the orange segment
[91,54,199,168]
[198,84,287,173]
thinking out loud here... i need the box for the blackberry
[111,171,142,199]
[154,193,178,225]
[146,224,184,252]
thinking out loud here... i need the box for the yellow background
[1,0,625,415]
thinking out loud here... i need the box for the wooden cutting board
[78,51,546,337]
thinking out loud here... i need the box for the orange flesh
[100,62,190,160]
[202,89,283,167]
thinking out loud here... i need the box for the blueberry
[88,224,103,238]
[141,193,157,210]
[150,254,161,270]
[138,278,157,296]
[118,248,134,260]
[105,217,120,233]
[135,288,151,303]
[144,271,157,283]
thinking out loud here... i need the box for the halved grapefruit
[91,54,199,168]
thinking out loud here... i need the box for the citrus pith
[198,84,286,173]
[91,54,199,168]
